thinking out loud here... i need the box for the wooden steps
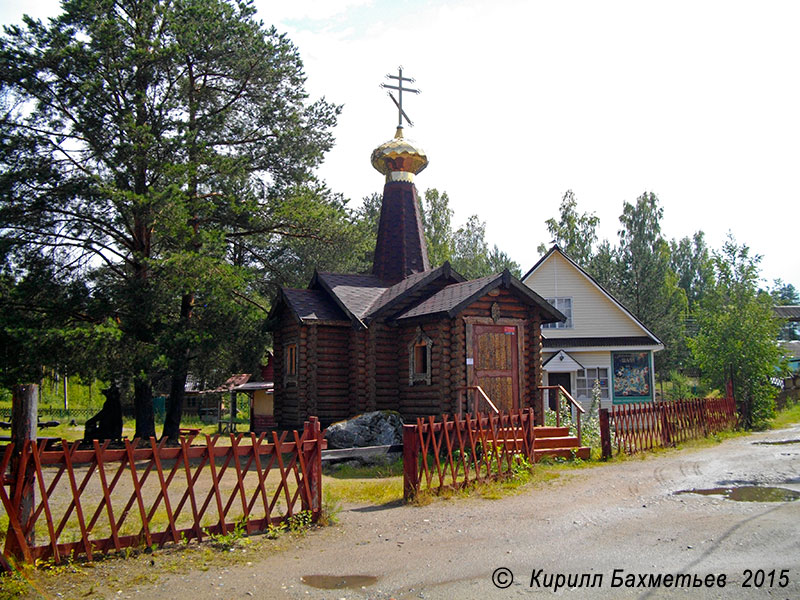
[532,425,590,461]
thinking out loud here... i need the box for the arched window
[409,328,432,385]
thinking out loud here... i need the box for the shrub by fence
[600,397,737,457]
[0,418,323,565]
[402,409,536,501]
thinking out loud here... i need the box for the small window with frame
[285,342,298,384]
[408,328,432,385]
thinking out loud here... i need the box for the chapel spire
[370,67,430,283]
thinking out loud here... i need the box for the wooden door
[471,324,519,413]
[548,372,571,411]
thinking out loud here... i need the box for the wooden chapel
[268,72,565,429]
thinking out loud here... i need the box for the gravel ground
[64,424,800,599]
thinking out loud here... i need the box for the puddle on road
[676,486,800,502]
[754,439,800,445]
[301,575,379,590]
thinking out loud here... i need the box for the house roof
[281,288,349,323]
[396,270,566,322]
[279,263,466,328]
[543,336,660,349]
[523,245,663,347]
[368,263,465,319]
[774,305,800,321]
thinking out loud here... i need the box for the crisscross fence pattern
[402,409,536,501]
[0,418,323,564]
[606,397,737,456]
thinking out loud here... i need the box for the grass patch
[324,476,403,505]
[322,457,405,505]
[770,402,800,430]
[324,457,404,479]
[0,518,316,600]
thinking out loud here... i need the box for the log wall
[274,284,547,428]
[314,325,351,424]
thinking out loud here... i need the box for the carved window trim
[285,340,298,386]
[408,327,433,386]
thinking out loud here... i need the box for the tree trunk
[163,362,188,441]
[163,292,194,440]
[133,378,156,440]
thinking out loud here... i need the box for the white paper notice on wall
[466,358,474,365]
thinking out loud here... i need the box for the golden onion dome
[370,127,428,182]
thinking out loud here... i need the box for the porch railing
[457,385,500,416]
[538,385,585,446]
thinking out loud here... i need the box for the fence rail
[601,397,737,457]
[0,407,135,424]
[402,409,536,501]
[1,418,323,564]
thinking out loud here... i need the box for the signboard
[611,351,653,403]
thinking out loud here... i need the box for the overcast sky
[3,0,798,290]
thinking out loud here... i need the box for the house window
[577,367,609,401]
[408,328,433,385]
[285,343,298,383]
[542,297,573,329]
[414,342,428,374]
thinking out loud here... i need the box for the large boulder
[324,411,403,449]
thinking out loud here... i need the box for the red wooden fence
[603,397,737,456]
[402,409,536,501]
[0,419,324,564]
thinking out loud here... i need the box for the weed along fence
[0,418,324,565]
[600,397,738,457]
[402,409,537,501]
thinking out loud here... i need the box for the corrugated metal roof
[774,306,800,321]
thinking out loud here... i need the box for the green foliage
[537,190,599,267]
[421,189,454,267]
[0,0,342,433]
[670,232,715,311]
[580,379,604,449]
[205,519,249,551]
[614,192,688,374]
[451,215,490,278]
[664,371,694,401]
[319,490,342,527]
[286,510,313,533]
[689,237,784,429]
[769,279,800,306]
[357,187,521,278]
[0,570,28,596]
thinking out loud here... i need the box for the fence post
[402,424,419,502]
[4,384,38,562]
[303,417,323,521]
[657,403,666,447]
[599,408,611,460]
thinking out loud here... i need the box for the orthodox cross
[381,66,420,128]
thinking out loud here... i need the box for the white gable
[542,350,584,372]
[523,249,656,340]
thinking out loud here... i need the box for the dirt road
[136,425,800,599]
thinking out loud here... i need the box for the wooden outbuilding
[268,126,564,429]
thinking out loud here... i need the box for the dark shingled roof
[367,264,465,318]
[774,306,800,321]
[314,272,388,321]
[395,271,565,323]
[396,274,499,320]
[543,336,660,348]
[307,264,465,326]
[282,288,349,322]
